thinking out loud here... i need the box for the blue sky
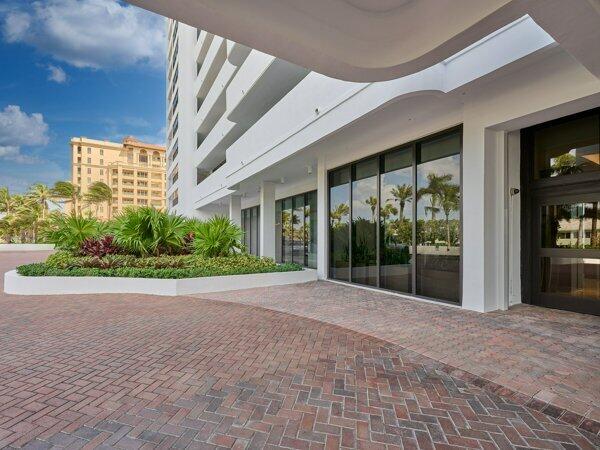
[0,0,166,193]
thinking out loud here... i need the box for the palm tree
[330,203,349,227]
[84,181,113,219]
[27,183,52,220]
[2,195,42,243]
[365,196,378,222]
[438,183,460,250]
[379,203,398,223]
[389,184,411,221]
[0,187,15,215]
[52,181,81,215]
[419,173,453,221]
[13,198,42,242]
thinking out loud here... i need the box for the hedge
[16,251,303,279]
[16,261,303,279]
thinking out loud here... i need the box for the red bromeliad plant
[79,235,121,257]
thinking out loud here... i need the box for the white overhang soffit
[220,16,554,192]
[192,15,556,209]
[127,0,600,82]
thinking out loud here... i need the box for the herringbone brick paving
[199,282,600,433]
[1,253,599,449]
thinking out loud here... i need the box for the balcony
[193,52,308,169]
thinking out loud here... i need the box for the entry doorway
[521,108,600,315]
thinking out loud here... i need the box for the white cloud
[2,0,166,70]
[47,64,67,83]
[0,146,39,164]
[3,10,29,41]
[0,105,49,165]
[0,105,49,147]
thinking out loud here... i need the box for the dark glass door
[522,108,600,315]
[532,193,600,314]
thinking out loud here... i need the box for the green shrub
[79,254,137,269]
[193,215,244,257]
[41,215,104,252]
[45,251,80,269]
[110,207,189,256]
[17,256,302,279]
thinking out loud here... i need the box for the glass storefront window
[533,113,599,179]
[282,197,293,263]
[275,201,282,263]
[351,158,378,286]
[250,207,259,256]
[241,205,260,256]
[380,146,413,293]
[292,195,305,264]
[416,132,461,302]
[328,128,461,303]
[306,191,318,269]
[275,190,318,268]
[329,168,350,280]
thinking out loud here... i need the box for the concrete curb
[3,268,317,296]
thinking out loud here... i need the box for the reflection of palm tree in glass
[419,173,452,222]
[389,184,411,221]
[438,183,460,250]
[380,203,398,246]
[303,205,310,242]
[330,203,349,227]
[365,196,377,222]
[282,210,293,239]
[380,203,398,223]
[291,211,301,242]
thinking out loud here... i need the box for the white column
[259,181,276,259]
[507,131,522,307]
[317,154,328,279]
[462,121,508,312]
[229,195,241,227]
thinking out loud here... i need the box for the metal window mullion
[349,166,353,283]
[376,157,381,288]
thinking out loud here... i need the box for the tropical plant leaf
[193,215,244,257]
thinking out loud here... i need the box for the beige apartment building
[70,136,166,220]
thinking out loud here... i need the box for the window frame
[326,125,463,305]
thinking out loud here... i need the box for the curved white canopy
[128,0,600,82]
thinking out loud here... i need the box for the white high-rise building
[163,10,600,315]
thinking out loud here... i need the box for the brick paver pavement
[199,282,600,435]
[0,253,599,449]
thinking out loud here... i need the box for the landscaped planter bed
[4,267,317,296]
[4,208,318,296]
